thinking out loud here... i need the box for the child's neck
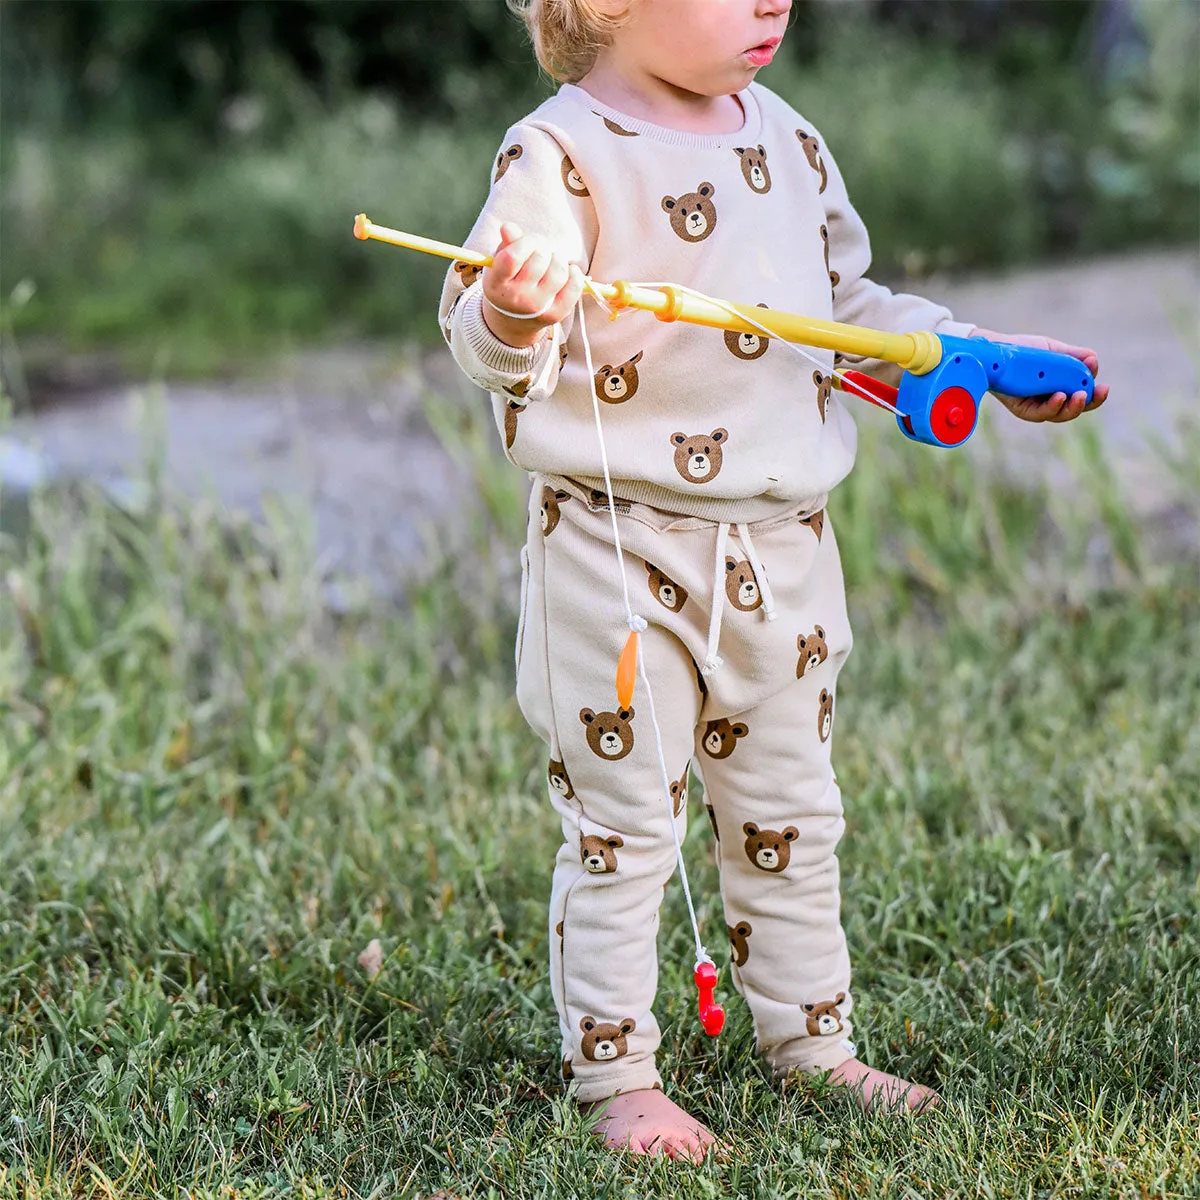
[576,57,746,135]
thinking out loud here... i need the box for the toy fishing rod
[353,213,1094,447]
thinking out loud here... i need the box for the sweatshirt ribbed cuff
[461,289,548,377]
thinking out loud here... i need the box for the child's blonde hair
[507,0,633,83]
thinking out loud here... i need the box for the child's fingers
[497,222,523,247]
[512,245,553,287]
[544,264,586,323]
[491,233,539,281]
[538,253,570,298]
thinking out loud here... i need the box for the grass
[1,401,1199,1197]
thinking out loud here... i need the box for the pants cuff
[769,1035,857,1079]
[565,1063,664,1105]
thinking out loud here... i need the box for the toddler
[438,0,1105,1164]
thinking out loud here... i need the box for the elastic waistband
[543,473,827,534]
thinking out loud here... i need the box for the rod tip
[353,213,369,241]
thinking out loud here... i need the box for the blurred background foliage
[1,0,1197,376]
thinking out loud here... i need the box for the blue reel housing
[895,335,1097,448]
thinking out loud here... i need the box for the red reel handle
[694,961,725,1036]
[839,370,899,411]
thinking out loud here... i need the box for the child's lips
[744,36,780,66]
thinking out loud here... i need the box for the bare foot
[579,1087,718,1162]
[824,1057,940,1113]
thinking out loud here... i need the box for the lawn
[1,408,1198,1198]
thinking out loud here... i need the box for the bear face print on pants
[671,429,727,484]
[661,183,718,243]
[703,718,748,759]
[594,350,643,403]
[803,993,847,1036]
[724,303,771,361]
[580,706,636,760]
[742,822,799,872]
[561,1054,574,1080]
[733,145,772,193]
[795,130,827,193]
[669,764,690,817]
[504,399,526,449]
[645,561,687,612]
[579,1015,636,1061]
[800,508,825,541]
[725,556,762,612]
[561,155,589,196]
[728,920,752,966]
[494,143,523,182]
[796,625,829,678]
[453,260,483,288]
[817,688,834,742]
[548,758,574,800]
[813,370,832,423]
[541,486,571,536]
[580,832,624,873]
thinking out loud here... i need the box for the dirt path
[3,248,1196,589]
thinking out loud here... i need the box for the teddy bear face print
[580,706,636,760]
[540,486,570,535]
[594,351,642,403]
[803,993,846,1036]
[561,154,589,196]
[645,561,687,612]
[579,1015,636,1061]
[580,833,623,874]
[725,556,761,611]
[661,183,717,242]
[796,625,829,677]
[742,822,799,872]
[671,428,727,483]
[734,145,771,193]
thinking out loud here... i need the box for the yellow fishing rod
[353,213,1094,448]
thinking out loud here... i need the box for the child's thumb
[499,222,523,245]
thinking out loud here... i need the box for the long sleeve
[815,124,977,388]
[438,122,597,403]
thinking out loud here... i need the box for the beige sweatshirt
[438,81,976,523]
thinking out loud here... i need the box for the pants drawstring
[702,521,777,677]
[735,522,777,622]
[702,522,730,676]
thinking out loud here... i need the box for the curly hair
[506,0,634,83]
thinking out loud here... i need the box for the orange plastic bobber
[616,630,638,709]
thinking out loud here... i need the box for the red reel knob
[929,385,977,445]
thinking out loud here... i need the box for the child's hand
[972,327,1110,423]
[481,222,586,349]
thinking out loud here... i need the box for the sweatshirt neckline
[558,82,762,149]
